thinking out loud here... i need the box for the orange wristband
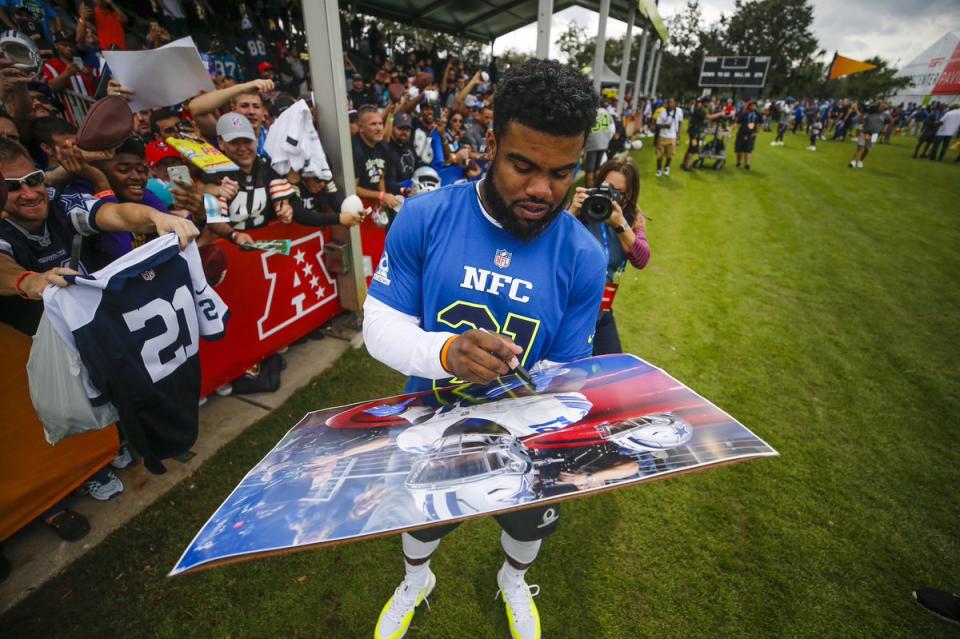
[14,270,36,299]
[439,335,458,373]
[378,191,385,202]
[94,189,116,199]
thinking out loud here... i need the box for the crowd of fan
[2,1,956,585]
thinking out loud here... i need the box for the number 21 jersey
[368,181,606,394]
[43,234,230,474]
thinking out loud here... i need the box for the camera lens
[583,195,612,222]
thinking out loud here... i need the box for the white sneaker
[497,567,542,639]
[807,146,816,151]
[215,383,233,397]
[110,445,134,470]
[655,169,662,177]
[857,160,863,168]
[664,166,670,176]
[374,570,436,639]
[80,470,124,501]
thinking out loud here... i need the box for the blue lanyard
[599,223,627,280]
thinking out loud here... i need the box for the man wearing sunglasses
[0,139,198,336]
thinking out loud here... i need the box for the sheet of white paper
[103,37,214,112]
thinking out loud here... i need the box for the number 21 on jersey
[436,301,540,386]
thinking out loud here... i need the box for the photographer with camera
[568,156,650,355]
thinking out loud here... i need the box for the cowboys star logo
[258,231,338,339]
[494,249,512,269]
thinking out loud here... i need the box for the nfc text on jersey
[459,265,533,303]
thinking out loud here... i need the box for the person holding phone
[42,30,96,98]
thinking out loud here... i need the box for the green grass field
[3,131,958,638]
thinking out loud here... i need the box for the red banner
[932,42,960,95]
[199,223,343,396]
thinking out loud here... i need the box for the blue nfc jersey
[369,181,606,394]
[42,235,230,474]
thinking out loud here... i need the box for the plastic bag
[27,313,119,444]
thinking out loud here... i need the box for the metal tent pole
[615,2,635,117]
[301,0,366,312]
[631,29,648,111]
[650,45,663,98]
[592,0,610,93]
[536,0,553,59]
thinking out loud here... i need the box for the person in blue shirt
[364,58,605,639]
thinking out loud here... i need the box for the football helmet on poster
[405,430,535,520]
[599,413,692,453]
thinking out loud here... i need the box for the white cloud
[492,1,960,68]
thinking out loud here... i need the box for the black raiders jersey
[202,157,295,231]
[42,234,230,474]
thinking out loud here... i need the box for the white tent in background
[889,32,960,106]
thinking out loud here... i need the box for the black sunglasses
[5,169,45,191]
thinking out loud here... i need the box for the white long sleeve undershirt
[362,295,456,379]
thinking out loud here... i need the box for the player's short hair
[114,137,146,159]
[0,136,34,166]
[150,107,180,134]
[30,116,77,148]
[492,58,597,140]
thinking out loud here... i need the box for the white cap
[216,113,256,142]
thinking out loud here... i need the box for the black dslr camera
[581,182,622,222]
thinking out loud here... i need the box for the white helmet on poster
[600,413,693,453]
[405,431,535,520]
[410,166,441,195]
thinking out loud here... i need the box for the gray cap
[393,112,412,128]
[216,113,256,142]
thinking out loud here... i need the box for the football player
[363,58,606,639]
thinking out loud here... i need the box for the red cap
[145,140,182,167]
[258,61,273,73]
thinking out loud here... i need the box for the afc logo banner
[258,231,338,339]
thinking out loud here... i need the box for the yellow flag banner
[829,54,878,80]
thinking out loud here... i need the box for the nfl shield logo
[494,249,512,269]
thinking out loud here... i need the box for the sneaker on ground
[216,383,233,397]
[497,567,542,639]
[110,445,135,470]
[198,395,208,407]
[374,570,436,639]
[807,146,816,151]
[914,588,960,625]
[83,470,124,501]
[857,160,864,168]
[664,166,670,176]
[655,169,662,177]
[848,161,855,168]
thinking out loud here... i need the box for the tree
[724,0,818,95]
[659,0,709,98]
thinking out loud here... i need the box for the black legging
[592,310,622,355]
[929,135,954,161]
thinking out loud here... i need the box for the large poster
[172,354,778,576]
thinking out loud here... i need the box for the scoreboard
[699,56,770,88]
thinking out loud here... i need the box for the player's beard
[482,156,564,242]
